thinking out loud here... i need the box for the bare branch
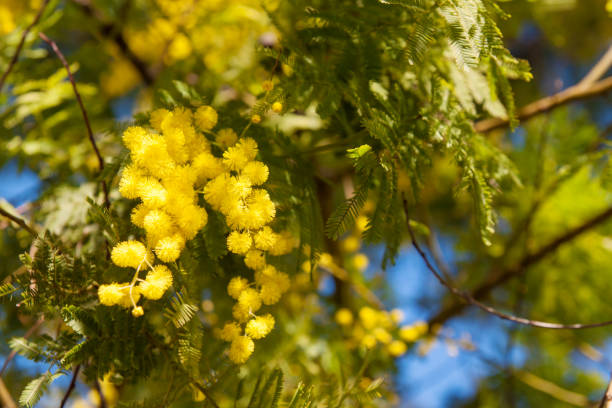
[579,46,612,88]
[38,32,110,208]
[404,200,612,330]
[599,375,612,408]
[0,206,37,237]
[475,76,612,133]
[59,365,81,408]
[428,204,612,327]
[0,0,50,91]
[0,378,17,408]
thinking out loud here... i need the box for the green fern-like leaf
[19,372,63,408]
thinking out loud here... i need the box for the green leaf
[19,372,63,408]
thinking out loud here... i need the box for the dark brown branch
[0,0,50,91]
[428,204,612,327]
[475,76,612,133]
[404,200,612,330]
[0,206,37,237]
[59,365,81,408]
[94,380,107,408]
[0,317,44,376]
[599,374,612,408]
[38,32,110,208]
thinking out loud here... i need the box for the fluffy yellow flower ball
[216,128,238,147]
[194,105,218,131]
[335,308,354,326]
[154,234,185,262]
[111,241,151,269]
[242,161,269,185]
[98,283,126,306]
[387,340,407,357]
[227,231,252,255]
[245,314,275,339]
[271,102,283,113]
[219,321,242,342]
[253,226,277,251]
[238,288,262,313]
[228,336,254,364]
[244,250,266,270]
[227,276,249,300]
[140,265,173,300]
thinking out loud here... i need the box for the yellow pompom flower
[111,240,150,269]
[361,334,377,349]
[154,234,185,262]
[237,138,258,162]
[271,102,283,113]
[131,134,175,179]
[227,231,252,255]
[373,328,392,344]
[341,236,360,253]
[390,309,405,324]
[267,230,295,256]
[352,253,369,271]
[122,126,148,152]
[227,276,249,299]
[149,108,171,131]
[253,227,277,251]
[219,321,242,341]
[140,265,173,300]
[259,282,282,305]
[237,288,262,312]
[228,336,254,364]
[98,283,126,306]
[244,250,266,270]
[116,286,142,309]
[232,303,251,322]
[223,144,250,171]
[138,177,169,208]
[216,128,238,147]
[335,308,354,326]
[143,209,175,242]
[193,152,225,182]
[359,307,379,330]
[130,203,151,228]
[132,306,144,317]
[251,114,261,124]
[175,205,208,240]
[118,165,145,199]
[203,173,231,211]
[194,105,218,131]
[242,161,269,185]
[387,340,407,357]
[245,314,275,339]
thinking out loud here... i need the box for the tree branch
[404,200,612,329]
[599,374,612,408]
[0,206,37,237]
[59,365,81,408]
[427,204,612,327]
[475,76,612,133]
[38,32,110,208]
[0,0,50,91]
[0,378,17,408]
[475,45,612,133]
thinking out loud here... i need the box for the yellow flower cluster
[204,132,297,363]
[99,105,223,315]
[335,307,428,357]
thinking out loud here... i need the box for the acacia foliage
[1,0,611,407]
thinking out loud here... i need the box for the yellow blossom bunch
[99,105,221,315]
[335,306,428,358]
[205,131,297,363]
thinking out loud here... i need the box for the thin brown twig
[0,0,50,91]
[0,206,37,236]
[38,32,110,208]
[599,374,612,408]
[579,45,612,88]
[59,364,81,408]
[428,204,612,327]
[94,379,107,408]
[0,377,17,408]
[0,317,44,376]
[474,76,612,133]
[404,199,612,330]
